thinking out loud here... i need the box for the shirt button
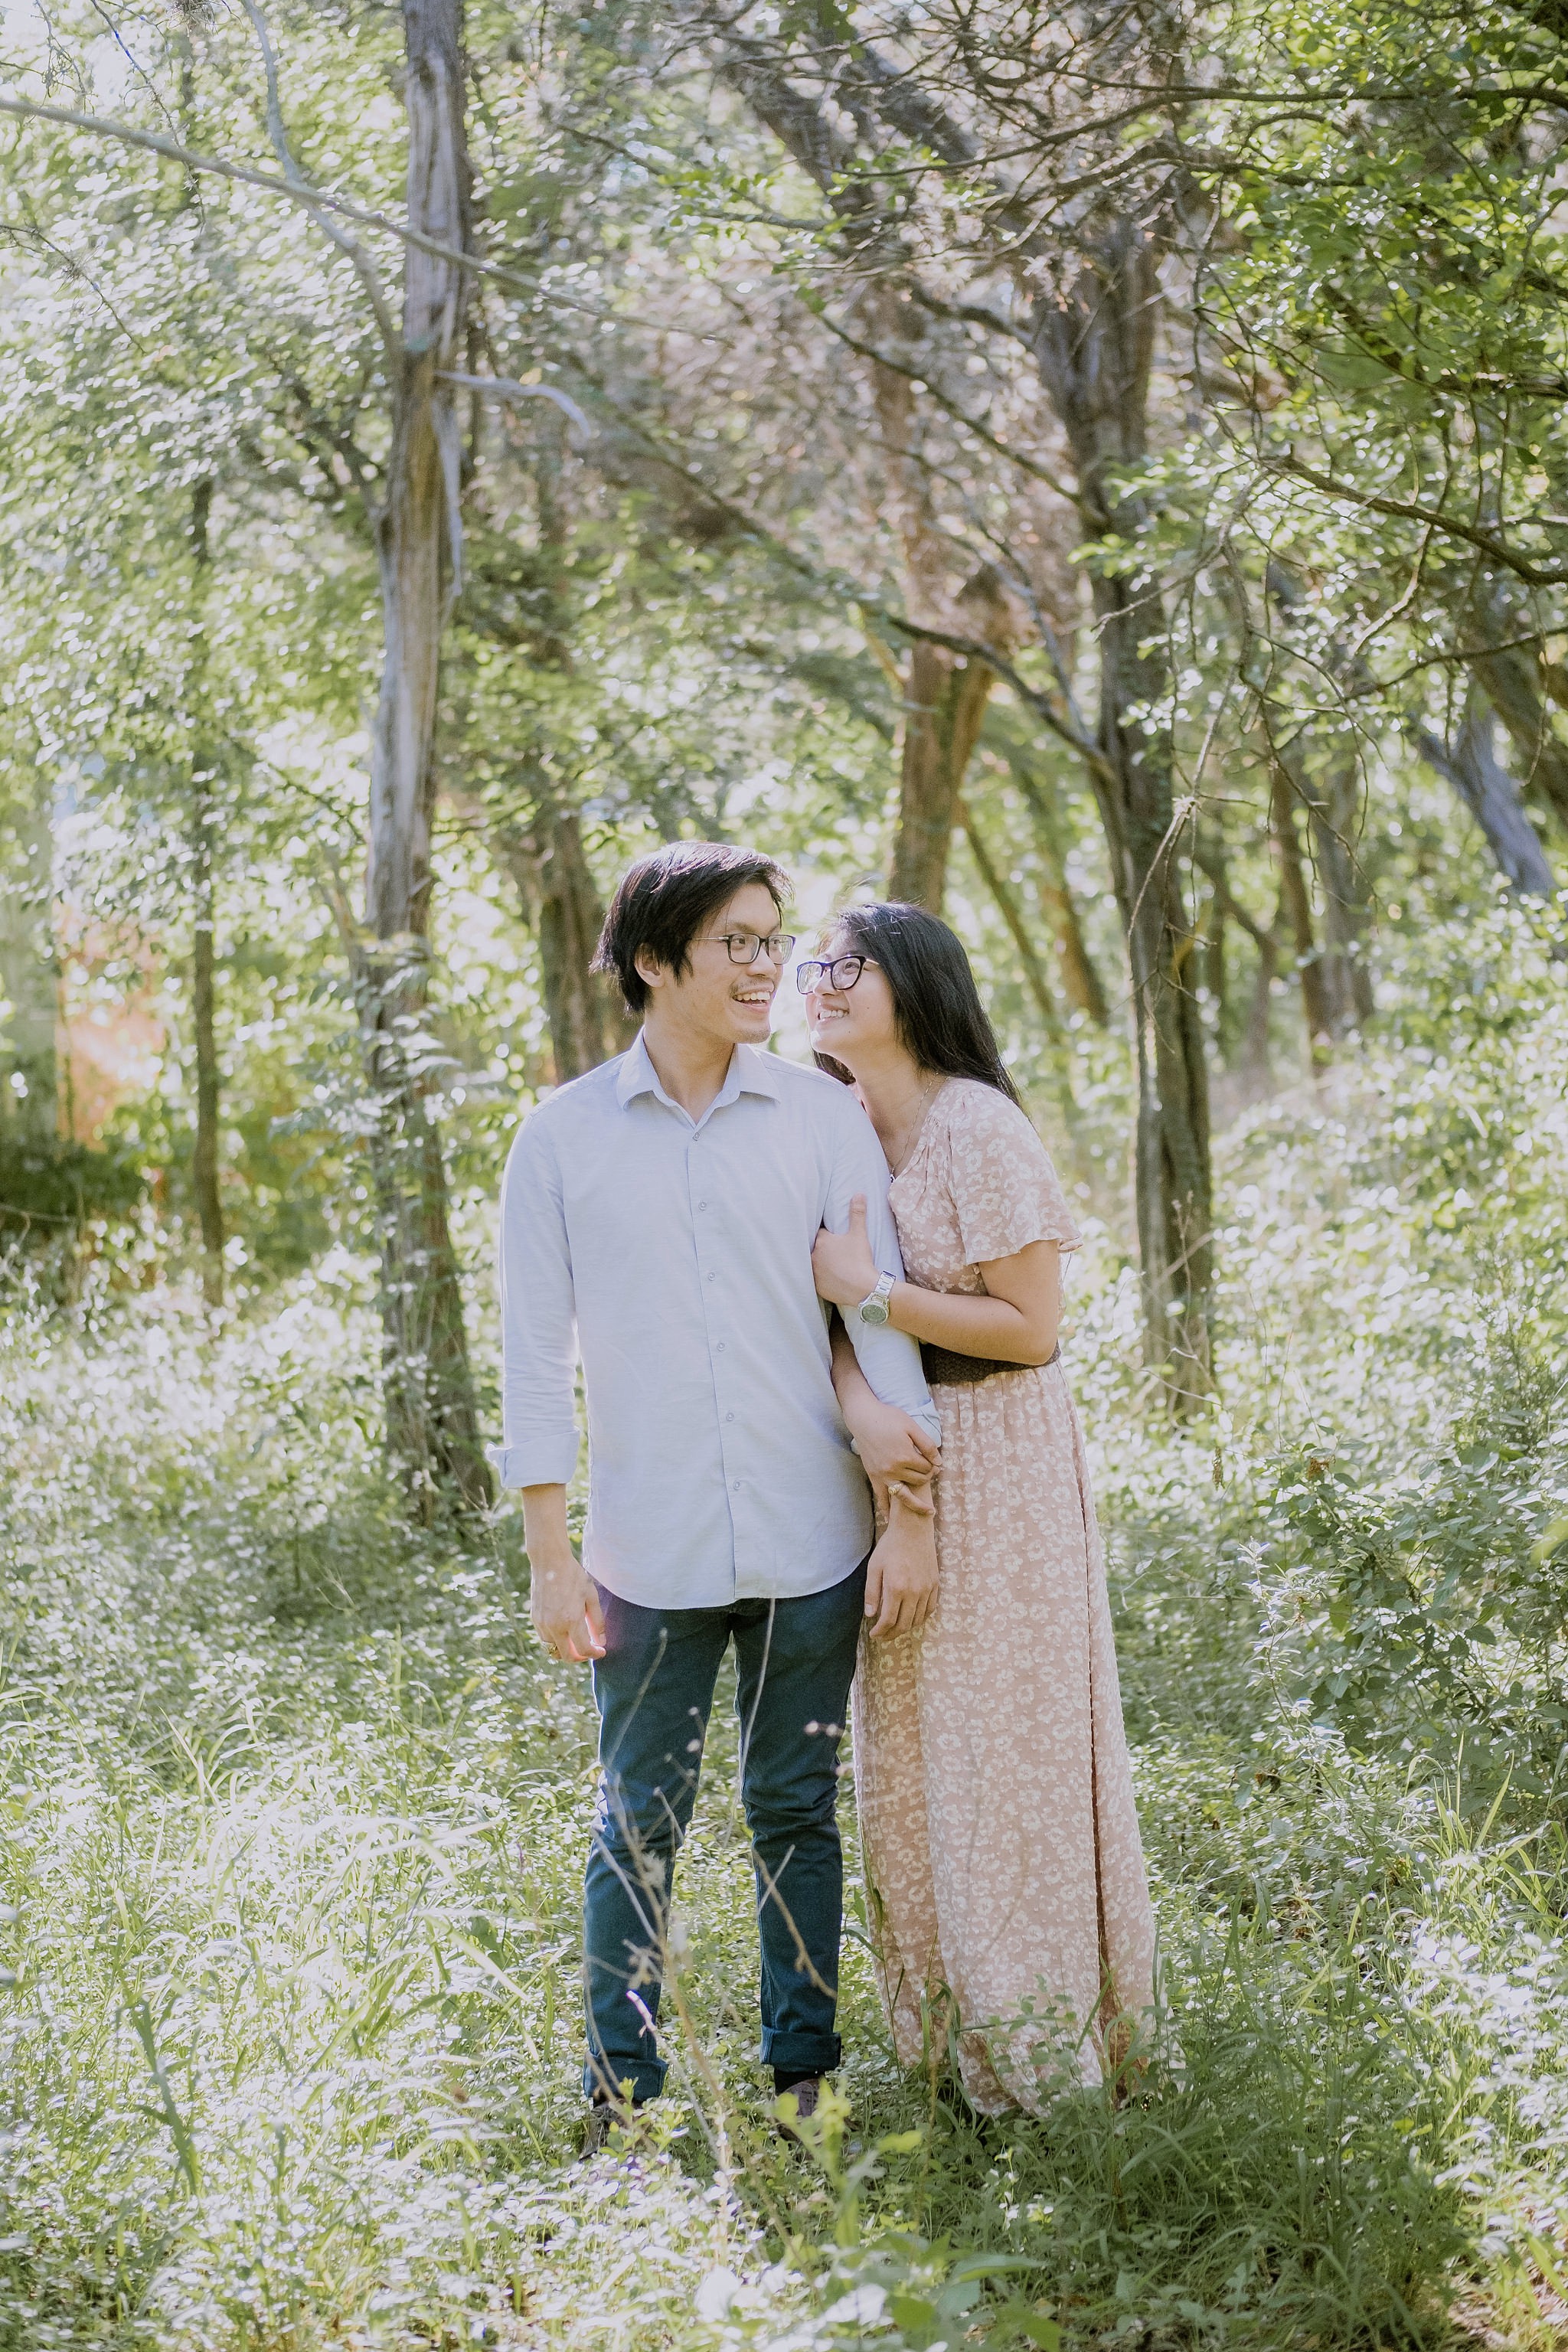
[732,1479,743,1491]
[716,1342,726,1354]
[697,1200,708,1210]
[726,1411,735,1423]
[706,1272,716,1282]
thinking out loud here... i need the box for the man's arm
[822,1098,942,1638]
[494,1121,603,1664]
[828,1318,938,1514]
[824,1106,942,1446]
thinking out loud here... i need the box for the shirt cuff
[487,1436,580,1488]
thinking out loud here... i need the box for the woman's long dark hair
[812,900,1020,1102]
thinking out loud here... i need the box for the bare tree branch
[0,90,544,315]
[237,0,397,350]
[1263,449,1568,589]
[436,371,592,440]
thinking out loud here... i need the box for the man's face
[637,881,786,1049]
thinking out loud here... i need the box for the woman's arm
[815,1197,1060,1366]
[829,1318,939,1514]
[864,1481,940,1638]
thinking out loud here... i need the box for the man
[492,841,940,2144]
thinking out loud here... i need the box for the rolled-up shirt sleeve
[825,1104,942,1446]
[489,1115,581,1490]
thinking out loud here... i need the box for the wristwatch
[857,1270,896,1326]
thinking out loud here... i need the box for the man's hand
[522,1483,606,1663]
[530,1557,606,1662]
[864,1491,939,1641]
[812,1195,883,1311]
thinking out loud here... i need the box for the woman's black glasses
[795,953,871,995]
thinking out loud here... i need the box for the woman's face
[803,929,903,1067]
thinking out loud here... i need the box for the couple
[493,841,1154,2137]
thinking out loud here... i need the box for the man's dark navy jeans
[583,1563,867,2104]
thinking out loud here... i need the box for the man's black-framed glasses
[704,929,799,966]
[795,953,872,995]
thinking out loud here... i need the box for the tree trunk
[888,644,1007,910]
[1273,740,1373,1032]
[1303,764,1374,1030]
[533,808,633,1080]
[1029,233,1213,1398]
[188,480,224,1305]
[871,344,1008,912]
[1201,854,1228,1058]
[1470,640,1568,832]
[1258,566,1374,1035]
[1109,622,1212,1403]
[958,798,1080,1133]
[887,639,953,910]
[957,799,1063,1040]
[1418,697,1556,897]
[1239,907,1281,1095]
[493,800,636,1082]
[1200,848,1280,1094]
[0,777,57,1147]
[191,804,224,1303]
[360,0,489,1516]
[998,750,1112,1024]
[1269,765,1333,1056]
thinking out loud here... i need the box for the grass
[5,908,1568,2349]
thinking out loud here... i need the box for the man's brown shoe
[580,2099,639,2156]
[775,2076,825,2145]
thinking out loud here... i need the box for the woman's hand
[813,1195,883,1310]
[846,1396,939,1515]
[865,1490,939,1639]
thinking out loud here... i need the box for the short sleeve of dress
[942,1083,1082,1266]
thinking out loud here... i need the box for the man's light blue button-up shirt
[492,1033,940,1609]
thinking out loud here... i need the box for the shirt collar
[615,1032,782,1114]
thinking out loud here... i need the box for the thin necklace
[888,1073,941,1178]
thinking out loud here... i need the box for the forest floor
[6,923,1568,2351]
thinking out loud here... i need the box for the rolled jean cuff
[760,2027,841,2074]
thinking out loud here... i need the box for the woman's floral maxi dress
[853,1078,1155,2112]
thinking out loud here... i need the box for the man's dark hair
[593,841,791,1016]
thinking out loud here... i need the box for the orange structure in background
[54,907,165,1145]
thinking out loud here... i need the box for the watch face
[860,1299,890,1325]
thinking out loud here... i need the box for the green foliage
[1153,0,1568,789]
[1213,904,1568,1798]
[0,1136,145,1236]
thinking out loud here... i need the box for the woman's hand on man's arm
[812,1196,883,1310]
[828,1317,939,1515]
[815,1200,1060,1367]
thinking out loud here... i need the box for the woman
[799,900,1155,2113]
